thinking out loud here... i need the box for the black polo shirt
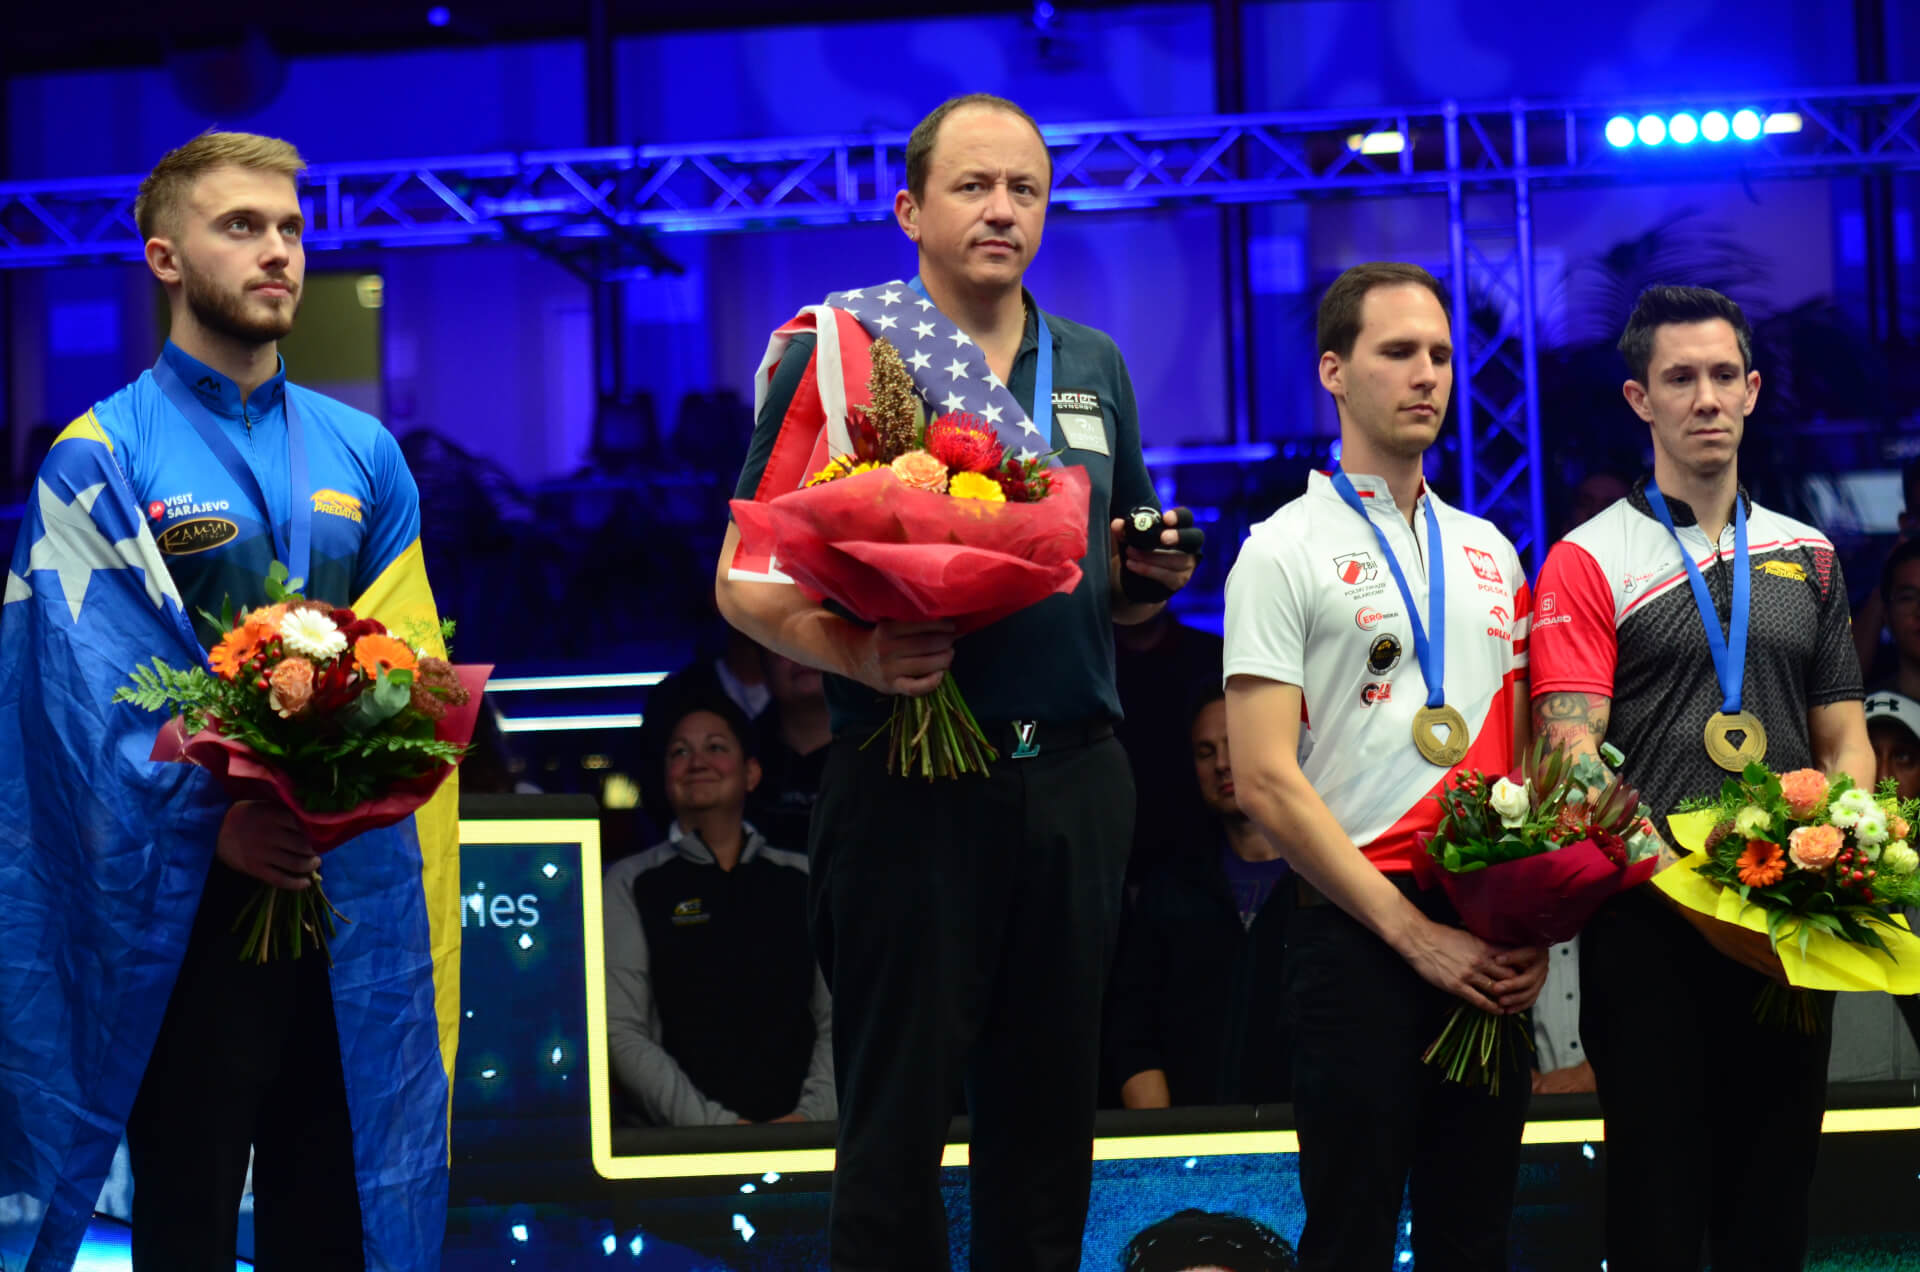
[733,295,1158,730]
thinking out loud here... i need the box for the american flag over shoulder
[730,278,1055,582]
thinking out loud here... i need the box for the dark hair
[655,689,757,764]
[1315,262,1450,359]
[1189,684,1227,733]
[1123,1210,1299,1272]
[905,93,1052,202]
[1617,285,1754,384]
[1883,537,1920,607]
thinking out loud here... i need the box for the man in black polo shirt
[714,92,1199,1271]
[1530,285,1872,1270]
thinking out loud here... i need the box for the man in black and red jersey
[1529,284,1873,1271]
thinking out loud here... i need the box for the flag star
[908,350,932,371]
[941,391,967,412]
[844,307,860,319]
[947,330,974,347]
[875,314,898,330]
[1017,448,1038,464]
[842,288,864,300]
[915,297,933,310]
[25,479,180,623]
[981,403,1004,424]
[985,371,1005,391]
[3,570,29,606]
[944,358,971,382]
[879,289,902,306]
[912,321,936,340]
[1018,419,1040,436]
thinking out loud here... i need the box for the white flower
[1828,788,1875,829]
[1734,805,1772,838]
[1855,807,1891,848]
[279,608,347,661]
[1489,778,1532,829]
[1881,842,1918,876]
[1860,840,1882,863]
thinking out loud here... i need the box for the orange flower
[889,449,948,493]
[1736,839,1787,887]
[208,618,276,680]
[1787,823,1843,871]
[268,657,316,718]
[354,633,418,678]
[1778,768,1829,818]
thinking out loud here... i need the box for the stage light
[1345,131,1406,155]
[1605,116,1636,148]
[426,5,450,25]
[1731,109,1762,140]
[1637,115,1666,145]
[1701,111,1730,142]
[1763,111,1803,134]
[1669,114,1699,144]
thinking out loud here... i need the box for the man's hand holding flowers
[217,800,320,890]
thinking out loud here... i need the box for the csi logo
[1334,552,1377,586]
[1540,592,1557,615]
[1463,545,1504,585]
[1360,682,1393,706]
[1355,607,1388,631]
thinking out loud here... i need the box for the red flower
[846,404,883,463]
[926,414,1006,474]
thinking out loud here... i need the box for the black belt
[975,717,1114,759]
[1296,872,1420,908]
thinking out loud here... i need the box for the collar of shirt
[1627,475,1752,531]
[1012,288,1063,362]
[161,339,288,420]
[668,820,767,866]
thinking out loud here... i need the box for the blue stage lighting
[1701,111,1730,142]
[426,6,450,25]
[1637,115,1666,146]
[1605,116,1636,148]
[1731,109,1762,140]
[1669,113,1699,144]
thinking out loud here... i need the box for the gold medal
[1704,709,1767,772]
[1412,703,1470,767]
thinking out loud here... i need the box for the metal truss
[4,83,1917,552]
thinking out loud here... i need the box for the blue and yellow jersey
[70,341,422,647]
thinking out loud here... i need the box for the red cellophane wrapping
[729,466,1092,632]
[150,663,492,850]
[1411,831,1659,947]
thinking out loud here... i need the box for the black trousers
[1286,882,1531,1272]
[808,728,1133,1272]
[125,861,365,1272]
[1581,890,1832,1272]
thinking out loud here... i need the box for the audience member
[750,648,833,853]
[1115,608,1226,887]
[1853,459,1920,685]
[635,626,775,833]
[1105,691,1292,1109]
[1122,1210,1300,1272]
[603,692,833,1127]
[1868,539,1920,701]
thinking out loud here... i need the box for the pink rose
[1778,768,1829,818]
[268,656,316,718]
[1787,823,1843,872]
[889,449,949,494]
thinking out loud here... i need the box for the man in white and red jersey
[1530,284,1871,1272]
[1223,262,1545,1272]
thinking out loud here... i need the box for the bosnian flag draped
[730,278,1056,581]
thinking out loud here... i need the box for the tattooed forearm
[1531,692,1611,755]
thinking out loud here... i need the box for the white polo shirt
[1223,471,1531,872]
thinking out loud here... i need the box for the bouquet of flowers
[1413,739,1664,1091]
[1663,764,1920,1031]
[114,564,490,961]
[729,337,1090,779]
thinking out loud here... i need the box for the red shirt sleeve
[1529,541,1617,697]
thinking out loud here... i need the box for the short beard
[183,262,298,346]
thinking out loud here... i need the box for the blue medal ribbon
[906,276,1052,450]
[1644,480,1749,715]
[1331,471,1447,709]
[152,354,311,587]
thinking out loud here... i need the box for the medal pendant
[1412,703,1471,768]
[1704,710,1767,772]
